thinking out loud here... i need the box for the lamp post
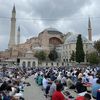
[2,64,6,77]
[16,44,20,67]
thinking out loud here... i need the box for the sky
[0,0,100,51]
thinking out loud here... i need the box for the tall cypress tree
[76,34,85,63]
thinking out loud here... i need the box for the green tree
[70,51,76,61]
[48,49,58,61]
[76,34,85,63]
[34,51,46,61]
[87,52,100,64]
[94,40,100,54]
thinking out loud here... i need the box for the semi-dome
[64,34,91,44]
[64,32,74,40]
[40,27,63,35]
[33,46,44,51]
[26,50,33,54]
[25,50,33,58]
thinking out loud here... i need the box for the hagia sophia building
[0,6,94,67]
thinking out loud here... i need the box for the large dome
[40,27,63,35]
[44,27,58,31]
[64,34,91,44]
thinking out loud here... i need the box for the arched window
[46,62,48,66]
[51,62,53,66]
[62,62,64,66]
[57,62,59,66]
[63,59,65,62]
[32,61,35,67]
[49,37,62,46]
[27,61,31,67]
[22,61,26,67]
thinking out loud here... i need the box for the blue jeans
[97,91,100,100]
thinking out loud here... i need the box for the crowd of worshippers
[34,66,100,100]
[0,67,32,100]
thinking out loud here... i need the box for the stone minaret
[17,26,20,45]
[8,5,16,49]
[88,17,92,41]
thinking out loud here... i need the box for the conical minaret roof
[88,17,91,29]
[18,26,20,32]
[12,5,16,13]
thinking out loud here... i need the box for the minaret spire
[17,26,20,45]
[8,5,16,49]
[88,17,92,41]
[12,5,16,13]
[88,17,91,29]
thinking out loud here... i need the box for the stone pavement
[23,76,94,100]
[23,75,46,100]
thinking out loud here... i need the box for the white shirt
[88,75,93,83]
[57,75,62,81]
[34,73,38,79]
[92,78,98,84]
[61,77,66,84]
[42,78,48,89]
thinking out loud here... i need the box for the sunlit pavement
[23,75,46,100]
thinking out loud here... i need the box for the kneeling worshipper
[76,93,91,100]
[92,77,100,99]
[52,83,65,100]
[76,78,87,93]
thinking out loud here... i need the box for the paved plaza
[23,75,95,100]
[23,75,46,100]
[23,75,77,100]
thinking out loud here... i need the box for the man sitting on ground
[52,83,65,100]
[92,77,100,99]
[66,76,75,89]
[76,93,91,100]
[76,78,87,93]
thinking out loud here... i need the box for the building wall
[39,62,64,67]
[61,42,94,63]
[0,50,11,58]
[7,29,64,58]
[20,58,38,67]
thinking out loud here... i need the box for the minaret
[8,5,16,49]
[17,26,20,45]
[88,17,92,41]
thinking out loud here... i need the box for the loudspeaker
[17,58,20,63]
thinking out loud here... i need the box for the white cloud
[0,0,100,51]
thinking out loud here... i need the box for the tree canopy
[76,34,85,63]
[48,49,58,61]
[87,52,100,64]
[70,51,76,61]
[34,51,47,61]
[94,40,100,54]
